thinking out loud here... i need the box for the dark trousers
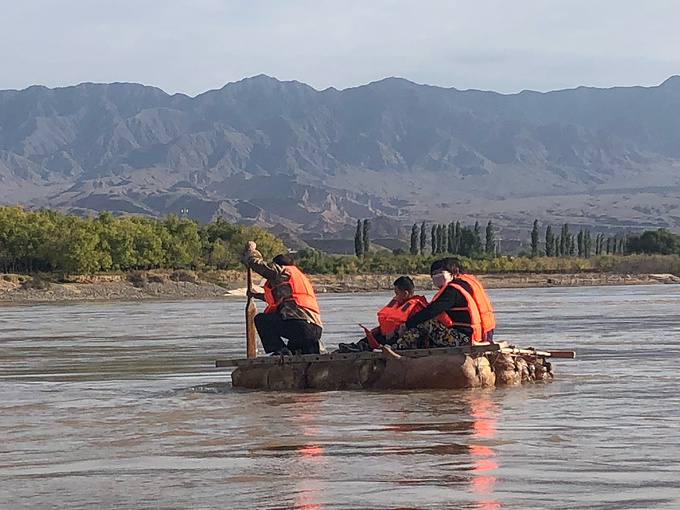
[254,313,322,354]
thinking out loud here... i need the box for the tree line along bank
[1,205,680,277]
[374,219,674,259]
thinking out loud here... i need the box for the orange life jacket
[457,274,495,340]
[262,265,320,315]
[376,295,427,335]
[431,281,482,344]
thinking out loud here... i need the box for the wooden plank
[215,342,502,368]
[544,350,576,358]
[500,347,576,359]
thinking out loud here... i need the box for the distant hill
[2,75,680,249]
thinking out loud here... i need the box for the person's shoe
[270,347,292,356]
[356,338,373,351]
[337,342,361,353]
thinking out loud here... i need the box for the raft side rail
[215,342,502,368]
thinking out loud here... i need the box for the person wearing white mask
[392,257,483,349]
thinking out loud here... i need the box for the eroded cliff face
[2,76,680,242]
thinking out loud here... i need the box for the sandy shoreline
[1,270,678,304]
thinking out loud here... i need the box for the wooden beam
[215,342,502,368]
[500,347,576,358]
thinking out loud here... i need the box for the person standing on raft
[393,257,492,349]
[243,241,323,355]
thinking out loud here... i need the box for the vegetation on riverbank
[292,249,680,279]
[2,206,680,283]
[0,206,285,274]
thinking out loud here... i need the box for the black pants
[254,313,322,354]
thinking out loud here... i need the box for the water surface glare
[1,285,680,509]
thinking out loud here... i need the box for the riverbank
[1,269,679,304]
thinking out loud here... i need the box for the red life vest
[457,274,495,340]
[376,295,427,335]
[262,265,320,315]
[431,281,482,344]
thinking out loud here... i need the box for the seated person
[443,257,496,342]
[338,276,426,352]
[243,241,323,355]
[392,258,484,350]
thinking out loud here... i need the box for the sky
[1,0,679,97]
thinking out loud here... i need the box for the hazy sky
[2,0,678,96]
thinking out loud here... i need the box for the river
[1,285,679,509]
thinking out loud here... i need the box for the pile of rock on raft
[220,342,568,391]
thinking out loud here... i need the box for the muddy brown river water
[1,285,680,509]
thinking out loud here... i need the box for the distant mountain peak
[660,75,680,88]
[221,74,316,91]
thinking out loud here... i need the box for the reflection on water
[288,394,326,510]
[1,285,680,509]
[469,395,499,509]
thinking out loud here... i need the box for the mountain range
[1,75,680,250]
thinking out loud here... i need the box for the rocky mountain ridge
[1,75,680,248]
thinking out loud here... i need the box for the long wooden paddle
[245,268,257,358]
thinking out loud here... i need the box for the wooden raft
[216,343,574,391]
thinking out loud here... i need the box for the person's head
[273,253,295,266]
[429,257,463,288]
[392,276,415,305]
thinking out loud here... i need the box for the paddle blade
[359,324,381,349]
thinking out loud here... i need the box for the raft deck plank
[215,343,503,368]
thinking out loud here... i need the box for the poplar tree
[473,221,482,254]
[545,225,554,256]
[598,234,603,255]
[577,230,584,257]
[454,221,461,254]
[448,222,455,253]
[431,224,438,254]
[560,223,570,256]
[354,219,364,258]
[419,221,427,255]
[362,219,371,255]
[459,226,476,257]
[439,224,447,253]
[531,220,539,257]
[485,221,495,255]
[410,223,419,255]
